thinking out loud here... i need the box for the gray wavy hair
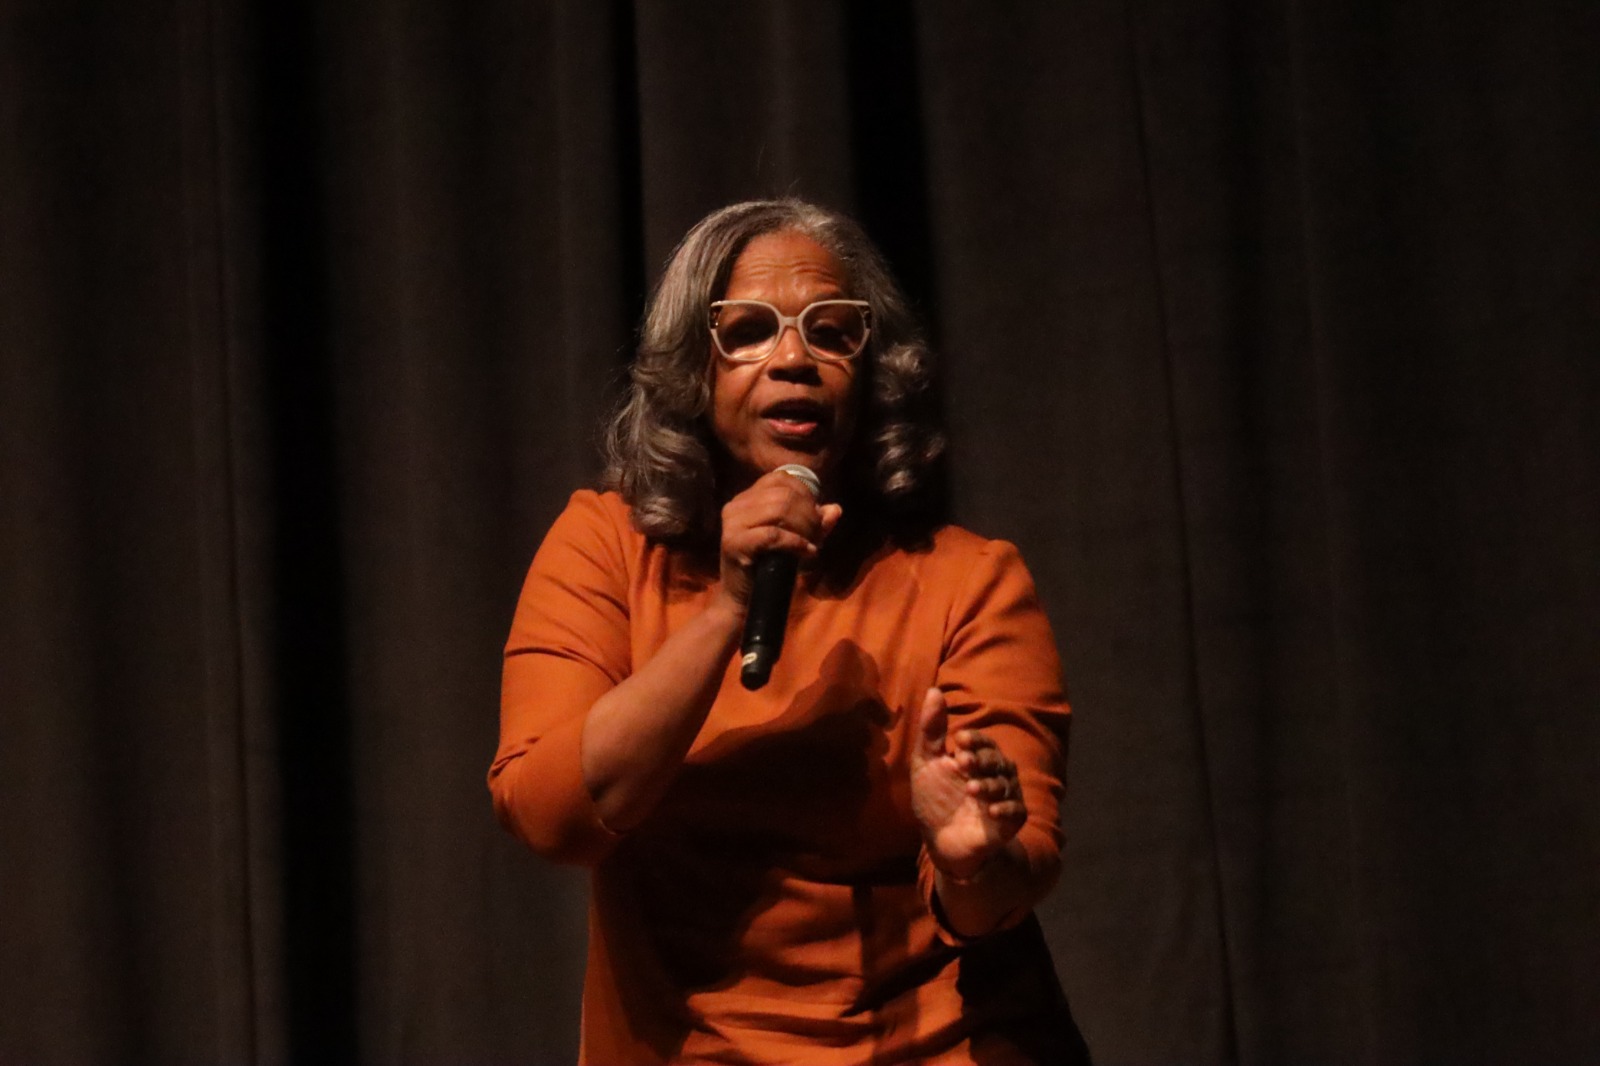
[601,198,946,544]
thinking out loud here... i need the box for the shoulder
[919,523,1029,575]
[530,489,649,576]
[910,524,1046,628]
[543,489,639,545]
[559,487,633,528]
[853,522,1039,611]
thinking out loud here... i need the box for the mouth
[760,398,830,441]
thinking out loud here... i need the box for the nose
[765,321,819,379]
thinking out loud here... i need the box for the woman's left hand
[909,687,1027,882]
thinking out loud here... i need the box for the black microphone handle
[739,551,800,690]
[737,463,819,690]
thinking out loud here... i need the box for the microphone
[739,463,821,690]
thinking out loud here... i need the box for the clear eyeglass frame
[708,298,873,364]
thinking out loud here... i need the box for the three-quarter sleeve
[490,490,633,866]
[919,538,1071,939]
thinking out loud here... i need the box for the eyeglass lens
[715,302,867,361]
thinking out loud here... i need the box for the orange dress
[492,490,1081,1064]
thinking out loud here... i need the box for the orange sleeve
[919,539,1071,940]
[489,490,632,866]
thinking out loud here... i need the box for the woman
[491,200,1088,1064]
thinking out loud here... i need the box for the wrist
[932,837,1026,891]
[705,589,748,630]
[936,859,993,887]
[930,858,1007,941]
[929,843,1033,940]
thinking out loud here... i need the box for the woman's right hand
[580,468,839,831]
[716,468,843,610]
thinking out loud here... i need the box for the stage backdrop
[3,2,1597,1063]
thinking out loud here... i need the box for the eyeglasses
[708,299,872,364]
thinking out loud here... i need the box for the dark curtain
[3,1,1596,1063]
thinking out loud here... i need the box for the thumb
[818,502,844,542]
[914,687,948,765]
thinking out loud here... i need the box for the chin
[720,438,843,491]
[765,445,829,473]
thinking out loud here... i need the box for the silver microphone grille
[775,463,821,498]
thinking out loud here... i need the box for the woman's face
[710,230,861,494]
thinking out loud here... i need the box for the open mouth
[760,398,829,439]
